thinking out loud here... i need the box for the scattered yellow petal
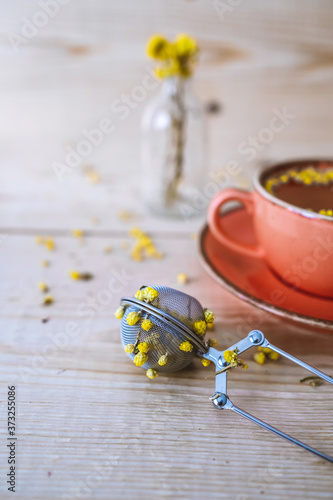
[126,311,140,326]
[267,350,280,361]
[72,229,84,238]
[141,318,153,331]
[138,342,150,353]
[177,273,188,284]
[104,246,113,254]
[158,354,168,366]
[124,344,135,354]
[179,341,193,352]
[42,260,50,267]
[129,227,163,262]
[193,320,206,336]
[69,270,93,281]
[133,352,148,367]
[45,238,55,251]
[115,306,125,319]
[69,270,81,280]
[254,352,266,365]
[38,282,49,293]
[146,369,158,379]
[42,295,53,306]
[201,358,211,367]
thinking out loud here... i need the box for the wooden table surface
[1,1,333,498]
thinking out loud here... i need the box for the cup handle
[208,188,264,259]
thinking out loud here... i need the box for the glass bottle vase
[141,77,206,218]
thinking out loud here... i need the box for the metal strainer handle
[205,330,333,463]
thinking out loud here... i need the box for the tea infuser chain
[204,330,333,463]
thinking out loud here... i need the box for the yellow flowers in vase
[142,33,205,218]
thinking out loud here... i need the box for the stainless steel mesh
[120,285,207,373]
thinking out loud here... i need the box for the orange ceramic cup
[208,160,333,298]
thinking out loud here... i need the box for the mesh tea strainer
[117,285,333,463]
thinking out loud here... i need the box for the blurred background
[2,0,333,230]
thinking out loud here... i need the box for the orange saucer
[199,208,333,330]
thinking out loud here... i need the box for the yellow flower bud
[38,282,48,293]
[124,344,135,354]
[126,311,140,326]
[133,352,148,367]
[224,350,237,364]
[254,352,266,365]
[143,287,159,302]
[141,319,153,331]
[193,320,206,336]
[204,309,215,325]
[179,341,193,352]
[146,35,170,60]
[146,369,158,379]
[114,306,125,319]
[135,289,145,301]
[208,338,218,348]
[138,342,149,353]
[158,354,168,366]
[201,358,210,367]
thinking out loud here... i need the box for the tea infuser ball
[116,285,333,463]
[117,285,212,375]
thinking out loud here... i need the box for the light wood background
[1,1,333,499]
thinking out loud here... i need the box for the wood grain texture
[0,1,333,499]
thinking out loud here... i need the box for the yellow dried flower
[104,246,113,254]
[208,338,218,348]
[135,289,145,301]
[258,347,280,361]
[146,369,158,379]
[42,295,53,306]
[193,320,206,336]
[224,350,238,364]
[174,33,198,57]
[115,306,125,319]
[124,343,135,354]
[38,282,48,293]
[126,311,140,326]
[143,287,159,302]
[133,352,148,367]
[267,350,280,361]
[177,273,188,284]
[146,35,170,60]
[42,260,49,267]
[254,352,266,365]
[141,319,153,331]
[158,354,168,366]
[201,358,211,367]
[179,341,193,352]
[69,270,93,281]
[69,270,81,280]
[72,229,83,238]
[45,238,55,251]
[138,342,150,353]
[204,309,215,326]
